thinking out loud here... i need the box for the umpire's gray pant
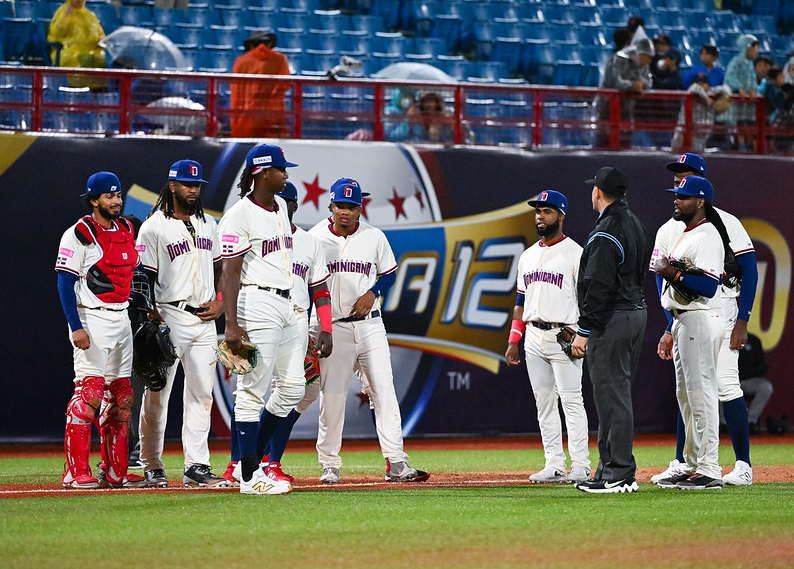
[586,308,647,482]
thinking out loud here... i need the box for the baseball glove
[555,326,577,358]
[132,320,177,392]
[304,352,321,386]
[667,257,708,303]
[215,340,258,375]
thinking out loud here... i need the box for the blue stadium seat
[1,17,35,62]
[13,1,53,23]
[300,52,338,75]
[431,14,462,52]
[542,5,576,26]
[474,60,508,82]
[92,2,122,32]
[708,10,741,32]
[200,46,238,72]
[598,5,629,27]
[371,31,405,58]
[517,4,543,24]
[409,36,446,58]
[217,6,247,28]
[339,32,372,56]
[276,29,305,50]
[120,4,154,28]
[153,6,188,28]
[175,24,212,46]
[216,0,247,7]
[493,37,523,75]
[344,14,386,34]
[552,59,585,87]
[435,54,471,81]
[305,31,339,55]
[277,8,310,31]
[310,9,343,34]
[249,8,278,30]
[210,25,239,49]
[186,7,222,27]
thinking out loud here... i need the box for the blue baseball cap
[666,153,707,176]
[330,178,371,205]
[245,144,298,170]
[81,171,121,196]
[169,159,207,184]
[666,175,714,202]
[528,190,568,215]
[277,181,298,202]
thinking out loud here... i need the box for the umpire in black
[571,166,648,494]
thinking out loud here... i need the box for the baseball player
[219,144,332,495]
[56,171,146,489]
[136,159,228,488]
[652,175,725,489]
[505,190,591,484]
[308,178,429,484]
[651,153,758,486]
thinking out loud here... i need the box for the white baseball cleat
[568,466,592,483]
[239,468,291,495]
[651,459,690,484]
[319,467,341,484]
[722,460,753,486]
[529,467,568,483]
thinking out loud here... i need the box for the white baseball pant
[72,307,132,382]
[235,288,305,423]
[316,317,408,469]
[524,325,590,471]
[139,304,217,470]
[716,298,743,402]
[672,309,724,479]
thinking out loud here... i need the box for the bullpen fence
[1,65,792,154]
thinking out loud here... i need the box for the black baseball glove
[667,257,708,303]
[132,320,177,391]
[556,326,577,358]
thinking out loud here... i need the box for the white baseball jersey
[290,226,330,312]
[136,210,220,305]
[516,236,582,325]
[651,219,724,311]
[217,194,294,289]
[56,219,135,310]
[308,218,397,321]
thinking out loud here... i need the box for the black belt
[256,286,291,299]
[84,305,125,312]
[339,309,381,323]
[531,321,563,330]
[167,301,203,315]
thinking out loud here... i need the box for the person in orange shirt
[230,32,292,138]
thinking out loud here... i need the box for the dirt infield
[2,433,792,498]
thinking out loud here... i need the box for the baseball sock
[256,410,285,462]
[230,415,240,463]
[675,411,685,463]
[237,421,259,481]
[723,397,752,465]
[267,409,301,464]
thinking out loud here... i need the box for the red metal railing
[1,65,791,155]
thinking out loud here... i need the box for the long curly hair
[150,181,206,221]
[237,168,254,199]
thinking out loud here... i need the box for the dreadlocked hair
[704,203,732,256]
[237,168,254,199]
[150,181,206,221]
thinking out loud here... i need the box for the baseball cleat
[675,473,723,490]
[651,459,690,484]
[183,464,231,487]
[221,461,239,486]
[567,466,592,483]
[722,460,753,486]
[62,472,100,489]
[656,472,691,489]
[239,468,291,495]
[575,477,638,493]
[231,461,242,483]
[529,467,568,484]
[265,461,295,483]
[319,467,341,484]
[385,460,430,482]
[97,471,148,488]
[144,468,168,488]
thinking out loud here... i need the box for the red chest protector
[74,216,138,303]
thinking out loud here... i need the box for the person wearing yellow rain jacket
[48,0,106,88]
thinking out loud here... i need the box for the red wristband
[216,291,223,301]
[508,319,526,344]
[316,303,332,334]
[313,288,330,303]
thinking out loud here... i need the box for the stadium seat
[493,37,523,75]
[249,9,278,30]
[200,46,238,72]
[120,4,154,28]
[435,54,471,81]
[409,36,446,58]
[210,26,239,49]
[344,14,386,34]
[217,6,247,28]
[371,31,405,58]
[13,1,53,23]
[310,10,343,34]
[431,14,462,52]
[306,31,339,56]
[277,9,310,31]
[339,32,371,56]
[92,2,122,33]
[552,59,585,87]
[1,17,35,62]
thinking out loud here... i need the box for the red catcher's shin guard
[99,377,133,484]
[63,423,94,483]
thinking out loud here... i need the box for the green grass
[1,445,793,569]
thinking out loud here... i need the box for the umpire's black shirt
[577,198,648,336]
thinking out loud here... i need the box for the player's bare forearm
[72,329,90,350]
[505,343,521,366]
[657,332,673,360]
[221,257,245,348]
[316,331,333,358]
[350,290,376,318]
[730,319,749,350]
[198,299,223,321]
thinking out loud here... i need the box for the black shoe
[657,471,692,489]
[183,464,230,487]
[675,473,723,490]
[145,468,168,488]
[575,476,638,493]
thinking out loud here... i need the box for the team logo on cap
[678,154,687,163]
[344,187,353,198]
[190,164,198,176]
[253,156,273,165]
[538,191,549,201]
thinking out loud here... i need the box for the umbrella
[372,62,456,83]
[99,26,188,71]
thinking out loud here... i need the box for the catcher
[505,190,591,485]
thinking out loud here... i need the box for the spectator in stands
[594,28,633,148]
[754,55,774,84]
[47,0,106,89]
[652,34,672,72]
[671,72,730,152]
[230,31,291,138]
[595,36,654,148]
[725,34,760,151]
[759,65,787,123]
[683,45,725,89]
[784,53,794,83]
[626,16,645,41]
[383,91,461,144]
[737,333,774,435]
[652,47,683,90]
